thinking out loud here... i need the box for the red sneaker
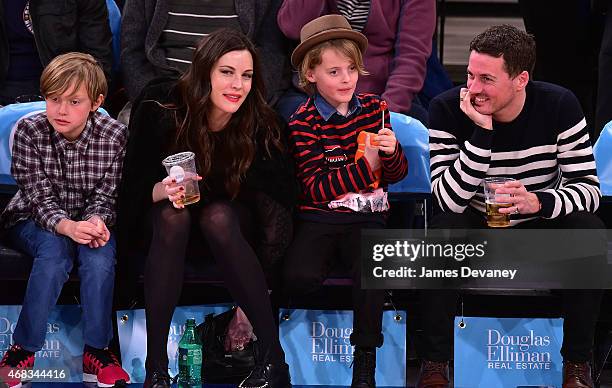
[0,344,35,388]
[82,346,130,387]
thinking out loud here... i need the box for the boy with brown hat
[283,14,408,388]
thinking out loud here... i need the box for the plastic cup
[162,152,200,206]
[483,177,515,228]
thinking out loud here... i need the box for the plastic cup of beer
[162,152,200,206]
[483,177,515,228]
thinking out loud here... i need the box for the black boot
[239,362,291,388]
[238,341,291,388]
[143,370,171,388]
[351,347,376,388]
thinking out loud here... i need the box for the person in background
[519,0,601,139]
[276,0,435,124]
[120,0,291,110]
[0,0,113,106]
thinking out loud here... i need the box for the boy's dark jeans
[9,219,116,352]
[283,220,385,348]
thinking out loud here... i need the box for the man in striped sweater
[418,25,604,388]
[283,15,407,388]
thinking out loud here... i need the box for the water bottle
[177,318,202,386]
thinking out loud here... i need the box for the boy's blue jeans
[8,219,116,352]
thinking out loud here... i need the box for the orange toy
[355,131,381,189]
[355,100,387,189]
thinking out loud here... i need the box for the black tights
[144,201,284,373]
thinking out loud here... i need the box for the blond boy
[0,53,129,387]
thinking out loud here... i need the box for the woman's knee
[151,202,191,238]
[199,201,239,236]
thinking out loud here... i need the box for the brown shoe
[416,360,449,388]
[562,361,593,388]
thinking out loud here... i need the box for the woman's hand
[160,175,202,209]
[161,175,186,209]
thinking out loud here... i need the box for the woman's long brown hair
[172,28,282,198]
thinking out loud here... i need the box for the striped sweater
[288,93,408,222]
[429,82,601,225]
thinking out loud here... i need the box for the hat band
[304,27,352,41]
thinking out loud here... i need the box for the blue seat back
[593,120,612,196]
[388,112,431,194]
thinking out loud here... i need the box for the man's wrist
[538,198,542,212]
[531,193,542,214]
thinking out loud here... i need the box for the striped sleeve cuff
[534,191,556,219]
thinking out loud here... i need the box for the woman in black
[118,29,294,388]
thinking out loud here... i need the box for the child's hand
[364,134,381,171]
[376,128,397,155]
[86,215,110,248]
[57,219,103,245]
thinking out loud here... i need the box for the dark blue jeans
[9,220,117,352]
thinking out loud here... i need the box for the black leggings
[144,201,284,373]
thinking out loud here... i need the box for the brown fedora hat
[291,14,368,68]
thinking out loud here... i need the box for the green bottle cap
[186,318,196,326]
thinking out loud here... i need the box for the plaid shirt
[1,111,127,232]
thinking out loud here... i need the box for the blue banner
[0,305,83,383]
[116,305,230,383]
[454,317,563,388]
[279,309,406,386]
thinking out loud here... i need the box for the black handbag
[196,307,256,384]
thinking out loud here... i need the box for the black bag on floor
[196,307,256,384]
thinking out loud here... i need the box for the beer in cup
[483,177,515,228]
[162,151,200,206]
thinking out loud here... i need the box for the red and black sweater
[288,93,408,224]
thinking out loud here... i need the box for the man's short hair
[298,38,368,94]
[469,24,536,78]
[40,52,107,103]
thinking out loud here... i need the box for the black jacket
[116,77,296,268]
[0,0,113,85]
